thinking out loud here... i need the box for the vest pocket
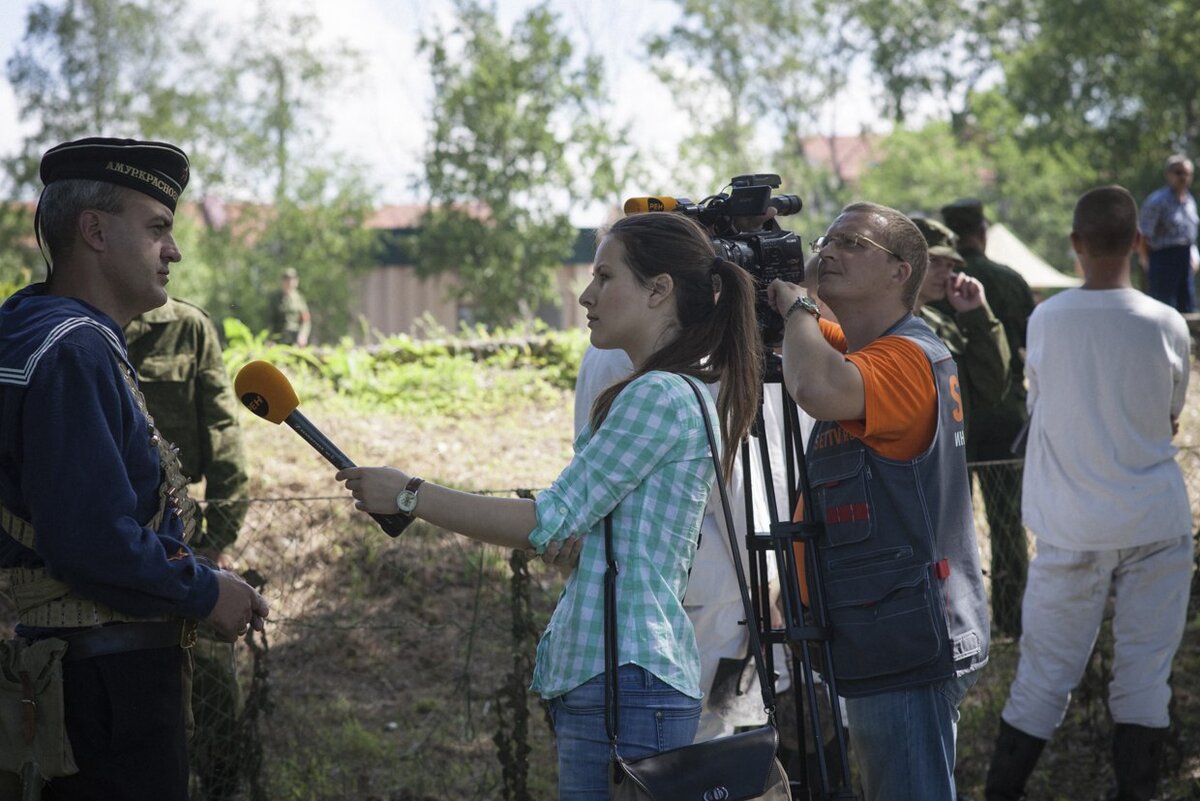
[824,559,943,681]
[810,450,873,548]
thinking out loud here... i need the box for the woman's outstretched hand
[336,466,410,515]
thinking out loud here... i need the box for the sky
[0,0,883,218]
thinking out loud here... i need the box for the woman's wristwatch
[784,295,820,325]
[395,476,425,515]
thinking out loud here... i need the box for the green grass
[7,328,1197,800]
[228,341,1200,800]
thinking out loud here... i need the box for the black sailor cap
[40,137,190,212]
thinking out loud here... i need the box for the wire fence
[6,451,1200,799]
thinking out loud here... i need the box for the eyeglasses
[810,232,902,260]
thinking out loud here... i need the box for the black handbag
[605,377,791,801]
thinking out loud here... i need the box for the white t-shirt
[572,346,809,604]
[573,346,634,436]
[1022,287,1191,550]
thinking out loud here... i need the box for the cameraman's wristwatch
[784,295,820,326]
[395,476,425,515]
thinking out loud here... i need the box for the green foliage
[221,319,588,419]
[645,0,769,183]
[268,697,395,800]
[855,122,990,216]
[966,92,1093,270]
[0,204,40,285]
[984,0,1200,195]
[855,114,1088,271]
[843,0,997,124]
[2,0,376,345]
[413,0,617,326]
[213,2,366,202]
[851,0,1200,210]
[642,0,854,229]
[3,0,192,194]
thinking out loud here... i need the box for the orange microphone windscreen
[622,196,680,214]
[234,360,300,424]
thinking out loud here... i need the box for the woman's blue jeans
[548,664,701,801]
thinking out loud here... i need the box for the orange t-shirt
[793,319,939,605]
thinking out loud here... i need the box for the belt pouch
[0,636,78,781]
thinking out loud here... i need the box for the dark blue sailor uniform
[0,284,219,800]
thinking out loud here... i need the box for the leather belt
[56,621,197,663]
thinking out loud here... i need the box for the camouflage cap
[940,198,987,236]
[910,216,965,264]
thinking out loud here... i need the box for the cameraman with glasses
[766,203,990,801]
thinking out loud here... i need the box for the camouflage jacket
[917,304,1011,448]
[125,299,249,551]
[933,247,1035,457]
[269,289,310,345]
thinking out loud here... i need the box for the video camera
[624,174,806,345]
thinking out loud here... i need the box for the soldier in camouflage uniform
[268,267,311,346]
[911,216,1011,447]
[126,298,250,801]
[939,199,1037,638]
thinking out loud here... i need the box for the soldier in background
[910,216,1011,449]
[939,198,1036,638]
[126,298,251,801]
[268,267,311,346]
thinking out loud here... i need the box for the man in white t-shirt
[984,186,1194,801]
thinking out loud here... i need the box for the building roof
[802,133,884,183]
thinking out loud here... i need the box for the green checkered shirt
[529,371,718,700]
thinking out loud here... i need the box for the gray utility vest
[806,314,989,698]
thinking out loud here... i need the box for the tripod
[737,353,859,800]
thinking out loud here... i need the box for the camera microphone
[623,196,683,214]
[233,360,414,538]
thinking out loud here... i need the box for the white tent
[985,223,1081,289]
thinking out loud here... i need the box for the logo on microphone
[240,391,270,418]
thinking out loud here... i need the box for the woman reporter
[337,211,762,800]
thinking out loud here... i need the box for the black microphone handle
[284,410,415,538]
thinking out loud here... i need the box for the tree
[841,0,1002,126]
[0,204,39,291]
[2,0,377,340]
[213,2,364,202]
[4,0,190,192]
[412,0,616,326]
[854,122,989,216]
[172,166,378,344]
[853,114,1088,270]
[643,0,856,233]
[984,0,1200,195]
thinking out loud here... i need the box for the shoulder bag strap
[603,512,620,752]
[603,375,777,755]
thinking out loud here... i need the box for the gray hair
[38,179,128,265]
[1165,153,1193,172]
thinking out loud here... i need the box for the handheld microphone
[623,196,683,214]
[233,360,414,538]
